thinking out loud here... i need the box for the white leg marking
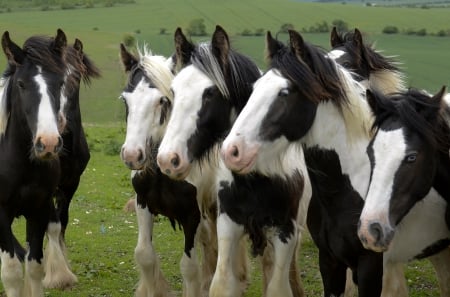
[43,222,77,289]
[180,248,200,297]
[209,214,245,297]
[23,259,44,297]
[134,204,173,297]
[266,225,298,297]
[1,251,23,297]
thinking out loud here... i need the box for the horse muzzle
[357,218,395,252]
[34,134,63,160]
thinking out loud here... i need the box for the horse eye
[160,96,167,105]
[278,88,289,97]
[405,152,417,163]
[17,80,25,89]
[342,62,352,68]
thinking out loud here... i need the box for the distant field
[0,0,449,122]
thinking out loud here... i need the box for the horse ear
[1,31,25,65]
[73,38,83,56]
[289,29,308,63]
[52,28,67,55]
[353,28,364,50]
[418,86,446,122]
[433,85,447,102]
[211,25,230,67]
[265,31,282,62]
[120,43,138,72]
[174,27,194,69]
[330,27,342,48]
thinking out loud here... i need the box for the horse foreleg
[198,218,218,297]
[1,250,23,297]
[0,211,23,297]
[381,260,408,297]
[134,201,173,297]
[209,214,245,297]
[180,216,202,297]
[265,224,299,297]
[23,218,47,297]
[428,247,450,297]
[42,221,77,289]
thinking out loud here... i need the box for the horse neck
[303,100,372,198]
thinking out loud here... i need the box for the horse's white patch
[361,129,406,225]
[1,250,23,296]
[225,70,287,148]
[327,49,346,60]
[0,77,10,137]
[122,78,165,151]
[222,70,293,175]
[385,188,449,262]
[305,100,372,197]
[159,65,212,164]
[35,70,59,136]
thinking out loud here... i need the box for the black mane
[23,35,67,76]
[334,30,400,73]
[191,43,261,113]
[371,88,450,152]
[270,37,348,107]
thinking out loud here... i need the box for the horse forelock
[192,43,229,98]
[137,47,174,102]
[374,89,449,152]
[23,36,67,76]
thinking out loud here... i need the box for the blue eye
[406,153,417,163]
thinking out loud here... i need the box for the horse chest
[217,172,301,255]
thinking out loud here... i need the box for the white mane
[369,69,407,94]
[335,64,374,142]
[137,45,174,102]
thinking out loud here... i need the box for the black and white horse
[157,26,309,297]
[43,37,101,290]
[0,29,68,297]
[362,87,450,294]
[329,27,450,296]
[119,44,218,297]
[221,30,450,296]
[328,26,406,94]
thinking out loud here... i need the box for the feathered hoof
[43,270,78,290]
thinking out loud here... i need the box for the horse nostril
[368,222,383,243]
[35,137,45,153]
[231,145,239,158]
[55,136,63,153]
[137,149,144,163]
[171,153,180,168]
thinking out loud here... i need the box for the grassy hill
[1,0,449,123]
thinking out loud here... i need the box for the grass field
[0,0,448,296]
[0,0,450,123]
[2,124,441,297]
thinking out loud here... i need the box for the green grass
[0,125,442,296]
